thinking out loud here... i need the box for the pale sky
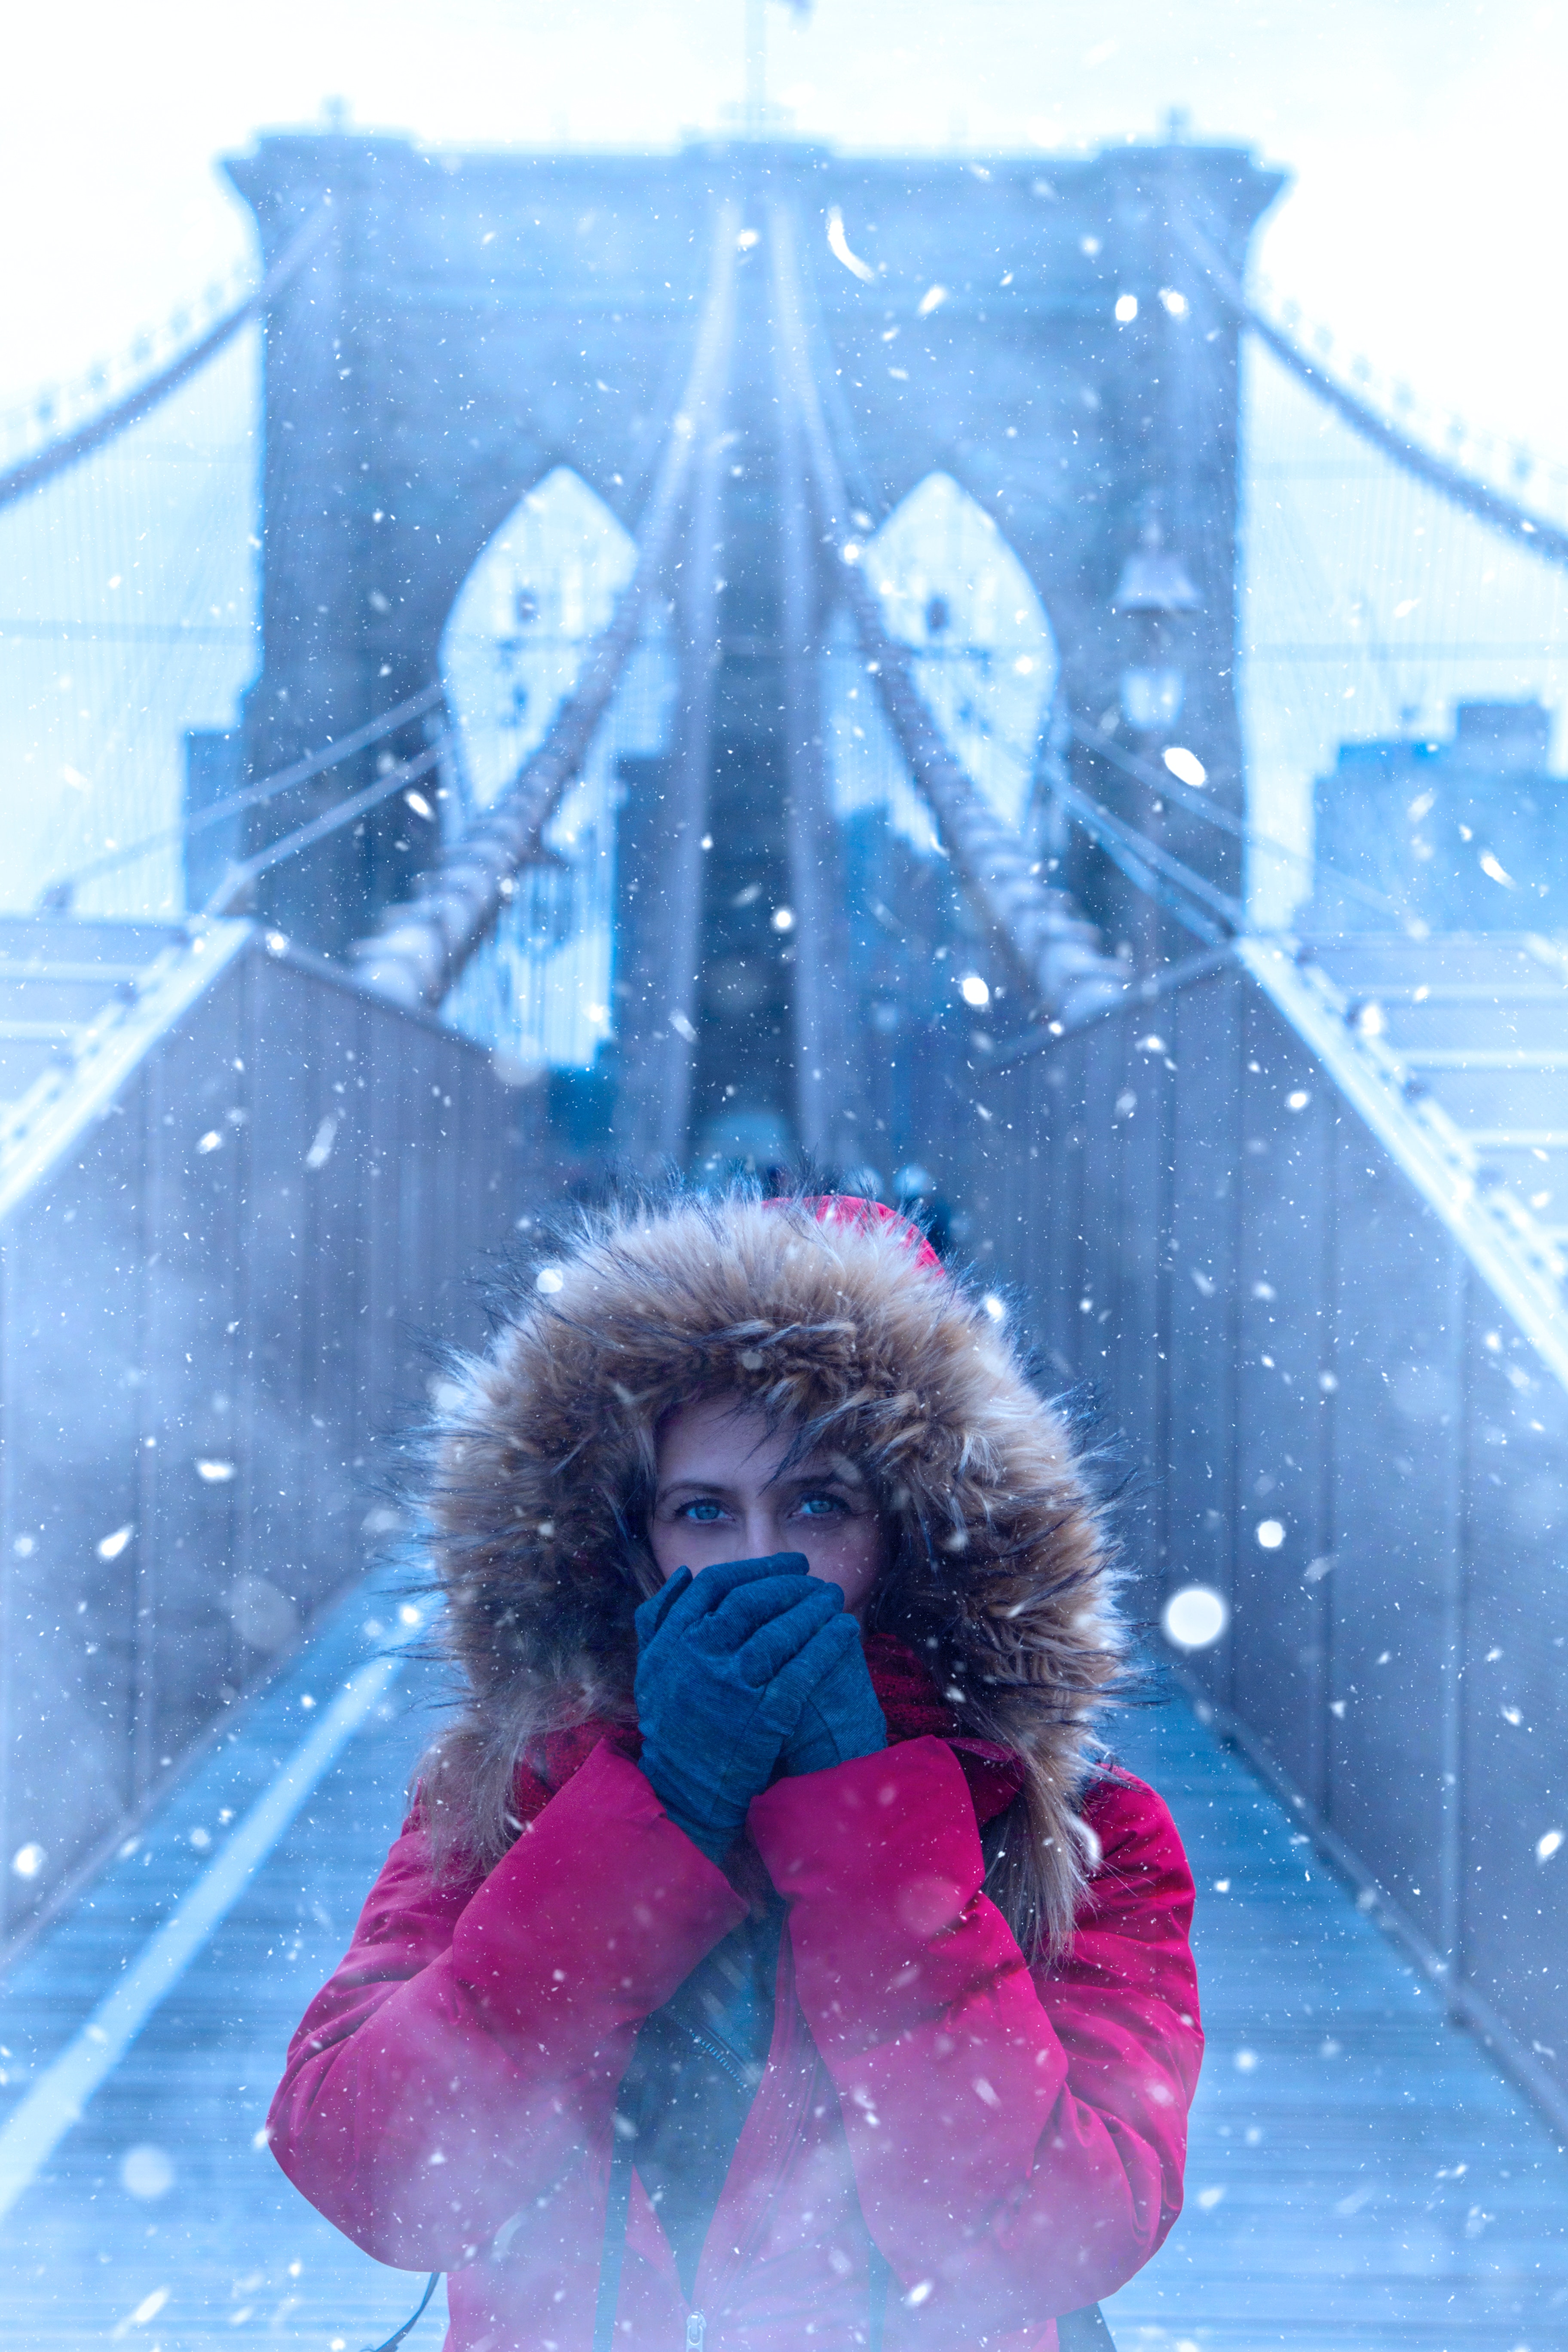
[2,0,1565,463]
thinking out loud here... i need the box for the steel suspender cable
[0,210,330,514]
[350,203,742,1012]
[766,199,1125,1026]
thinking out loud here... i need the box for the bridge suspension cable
[937,676,1407,938]
[603,240,735,1169]
[775,305,864,1167]
[1061,717,1406,929]
[0,210,329,515]
[36,680,446,909]
[1176,213,1568,572]
[203,739,449,918]
[1041,756,1243,944]
[350,201,742,1013]
[767,199,1124,1028]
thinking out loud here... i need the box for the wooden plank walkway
[0,1583,1563,2350]
[1106,1698,1568,2352]
[0,1576,450,2351]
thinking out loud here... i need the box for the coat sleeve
[266,1739,746,2269]
[747,1738,1202,2329]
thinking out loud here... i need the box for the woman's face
[649,1392,889,1619]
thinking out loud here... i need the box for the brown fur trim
[415,1191,1125,1954]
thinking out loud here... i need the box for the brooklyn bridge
[0,122,1565,2347]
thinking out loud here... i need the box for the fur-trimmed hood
[420,1191,1125,1946]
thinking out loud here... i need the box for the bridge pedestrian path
[0,1575,1563,2352]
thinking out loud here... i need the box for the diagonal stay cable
[1064,716,1405,925]
[906,673,1406,929]
[1044,762,1242,934]
[37,682,446,908]
[350,198,742,1011]
[0,209,331,515]
[203,744,445,918]
[1050,794,1231,950]
[767,197,1124,1025]
[1176,212,1568,572]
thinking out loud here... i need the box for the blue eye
[798,1493,848,1518]
[679,1499,727,1523]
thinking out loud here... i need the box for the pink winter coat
[269,1641,1201,2352]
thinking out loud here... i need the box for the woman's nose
[742,1506,777,1557]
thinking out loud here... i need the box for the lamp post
[1112,499,1200,971]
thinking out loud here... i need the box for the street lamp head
[1112,514,1201,615]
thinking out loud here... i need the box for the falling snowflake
[1162,1586,1228,1650]
[826,208,875,283]
[1163,746,1207,788]
[120,2145,175,2201]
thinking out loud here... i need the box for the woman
[269,1192,1201,2351]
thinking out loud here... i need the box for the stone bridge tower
[227,130,1282,1146]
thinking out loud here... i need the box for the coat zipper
[677,2008,747,2351]
[691,1922,813,2321]
[680,2021,753,2092]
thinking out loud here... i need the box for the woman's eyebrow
[763,1462,852,1492]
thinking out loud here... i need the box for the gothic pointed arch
[871,470,1058,832]
[438,465,672,1072]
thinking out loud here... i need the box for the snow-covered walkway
[0,1575,1564,2351]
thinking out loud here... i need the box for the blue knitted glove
[778,1628,887,1777]
[634,1554,861,1862]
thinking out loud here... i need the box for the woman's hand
[777,1631,886,1776]
[634,1554,862,1861]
